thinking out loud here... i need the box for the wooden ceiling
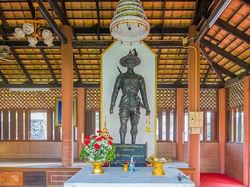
[0,0,249,88]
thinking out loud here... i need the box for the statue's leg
[130,107,140,144]
[119,107,129,144]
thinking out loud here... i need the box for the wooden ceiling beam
[0,40,183,48]
[48,0,69,25]
[0,8,33,84]
[3,26,188,36]
[240,0,250,5]
[201,39,249,70]
[0,70,8,84]
[196,0,232,42]
[73,56,82,83]
[36,0,67,44]
[10,48,33,84]
[1,7,195,12]
[27,0,36,19]
[0,9,8,27]
[202,65,213,85]
[40,49,58,83]
[0,83,221,89]
[215,19,250,44]
[200,46,236,79]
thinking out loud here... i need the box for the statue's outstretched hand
[110,107,113,114]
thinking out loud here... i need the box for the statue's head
[119,49,141,68]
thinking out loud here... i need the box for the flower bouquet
[80,128,116,174]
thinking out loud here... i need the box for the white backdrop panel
[101,41,156,156]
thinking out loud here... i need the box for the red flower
[108,141,113,145]
[94,143,101,150]
[97,130,103,133]
[108,136,113,140]
[84,139,90,145]
[96,136,105,141]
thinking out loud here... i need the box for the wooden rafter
[215,19,250,44]
[40,49,58,83]
[2,26,188,36]
[200,46,236,79]
[196,0,232,42]
[201,39,249,70]
[0,40,184,48]
[202,65,213,85]
[36,0,67,44]
[73,55,82,83]
[176,54,188,84]
[0,8,32,84]
[48,0,69,25]
[27,0,35,19]
[10,48,33,83]
[0,70,8,84]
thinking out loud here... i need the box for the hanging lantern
[110,0,150,43]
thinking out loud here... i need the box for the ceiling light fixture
[110,0,150,43]
[13,2,54,47]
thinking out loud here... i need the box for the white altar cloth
[64,166,194,187]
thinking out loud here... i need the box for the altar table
[64,166,194,187]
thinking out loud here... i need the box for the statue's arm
[139,76,150,115]
[110,75,122,114]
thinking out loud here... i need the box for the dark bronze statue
[110,49,150,144]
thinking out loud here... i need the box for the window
[30,112,47,140]
[157,110,175,142]
[95,111,100,132]
[228,108,244,143]
[203,111,217,142]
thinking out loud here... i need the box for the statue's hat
[119,49,141,67]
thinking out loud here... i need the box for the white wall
[101,41,156,156]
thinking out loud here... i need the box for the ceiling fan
[0,45,15,62]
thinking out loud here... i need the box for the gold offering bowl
[91,161,104,174]
[147,157,171,176]
[151,160,166,176]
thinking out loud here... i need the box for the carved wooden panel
[227,82,243,109]
[47,171,78,185]
[23,171,46,186]
[0,171,23,186]
[0,89,77,110]
[184,89,217,110]
[157,89,176,110]
[86,88,100,111]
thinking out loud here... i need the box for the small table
[64,166,194,187]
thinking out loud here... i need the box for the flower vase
[92,162,104,174]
